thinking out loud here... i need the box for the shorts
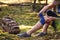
[40,16,45,25]
[39,13,45,25]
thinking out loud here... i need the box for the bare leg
[27,21,43,35]
[17,21,44,37]
[35,23,49,36]
[42,23,49,33]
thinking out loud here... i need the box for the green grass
[0,6,39,26]
[0,5,60,40]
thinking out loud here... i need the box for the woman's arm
[52,17,60,20]
[39,0,56,13]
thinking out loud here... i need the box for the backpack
[0,16,20,34]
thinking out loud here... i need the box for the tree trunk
[32,0,37,11]
[46,0,48,5]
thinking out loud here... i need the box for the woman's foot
[36,32,47,37]
[17,32,31,37]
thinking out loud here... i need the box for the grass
[0,5,60,40]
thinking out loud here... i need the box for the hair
[46,10,58,17]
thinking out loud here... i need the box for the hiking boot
[36,32,47,37]
[17,32,31,37]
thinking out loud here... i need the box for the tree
[32,0,48,11]
[32,0,37,11]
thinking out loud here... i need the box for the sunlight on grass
[19,25,33,29]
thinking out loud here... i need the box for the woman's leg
[17,21,43,37]
[42,23,49,33]
[27,21,43,35]
[35,23,49,36]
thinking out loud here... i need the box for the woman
[17,10,60,37]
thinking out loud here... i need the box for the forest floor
[0,5,60,40]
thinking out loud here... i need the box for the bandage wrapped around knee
[39,13,45,25]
